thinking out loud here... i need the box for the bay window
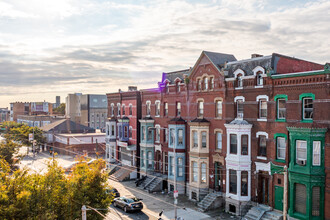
[313,141,321,166]
[178,129,183,145]
[193,131,198,148]
[230,134,237,154]
[178,158,183,177]
[192,162,198,182]
[241,171,248,196]
[296,140,307,164]
[229,170,237,194]
[201,131,207,148]
[241,135,248,155]
[201,163,207,183]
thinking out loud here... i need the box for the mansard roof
[203,51,237,70]
[161,69,190,84]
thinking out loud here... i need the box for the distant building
[65,93,107,130]
[9,101,53,122]
[17,115,65,127]
[0,108,9,122]
[52,96,61,109]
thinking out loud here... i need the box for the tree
[0,158,113,219]
[53,103,65,115]
[0,141,20,167]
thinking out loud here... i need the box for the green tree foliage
[0,141,20,167]
[53,103,65,115]
[1,122,46,147]
[0,158,113,220]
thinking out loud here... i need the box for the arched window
[203,77,208,90]
[237,74,243,88]
[129,104,133,116]
[210,77,214,89]
[146,101,151,116]
[111,103,114,116]
[197,79,201,91]
[122,104,125,115]
[165,82,169,93]
[257,72,263,86]
[129,126,132,138]
[176,82,180,92]
[117,103,121,116]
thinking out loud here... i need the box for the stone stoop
[244,204,283,220]
[145,177,163,192]
[109,166,135,182]
[138,176,153,190]
[197,192,223,212]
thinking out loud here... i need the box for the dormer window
[257,72,263,86]
[176,82,180,93]
[165,82,169,93]
[237,74,243,88]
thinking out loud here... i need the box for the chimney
[128,86,137,91]
[251,54,263,58]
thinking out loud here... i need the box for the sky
[0,0,329,107]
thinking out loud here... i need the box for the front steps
[109,165,135,182]
[244,204,283,220]
[197,192,223,212]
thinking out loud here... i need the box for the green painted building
[287,127,327,220]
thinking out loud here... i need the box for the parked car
[113,196,143,212]
[106,187,120,198]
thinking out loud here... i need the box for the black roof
[204,51,237,69]
[162,69,190,84]
[190,118,210,123]
[170,117,186,122]
[41,119,95,133]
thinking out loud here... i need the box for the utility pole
[283,165,288,220]
[173,134,178,220]
[82,205,87,220]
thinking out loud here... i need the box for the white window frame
[313,141,321,166]
[277,137,286,160]
[201,163,207,183]
[296,140,307,161]
[198,100,204,117]
[303,97,313,120]
[256,95,269,121]
[176,102,181,117]
[164,102,168,116]
[192,161,198,182]
[146,101,151,116]
[155,101,160,117]
[155,125,160,142]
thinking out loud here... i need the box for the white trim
[256,156,267,160]
[256,131,268,138]
[255,162,271,175]
[254,85,264,88]
[257,118,267,122]
[234,96,245,102]
[233,69,245,78]
[225,78,235,82]
[163,79,170,83]
[252,66,265,75]
[242,75,255,79]
[256,95,269,102]
[174,77,182,83]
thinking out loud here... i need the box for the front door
[274,186,283,211]
[258,174,269,205]
[214,162,222,191]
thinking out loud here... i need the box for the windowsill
[257,156,267,160]
[214,117,222,120]
[215,149,222,153]
[275,119,286,122]
[257,118,267,122]
[254,85,264,88]
[301,119,313,123]
[235,87,243,90]
[275,159,286,163]
[155,115,160,118]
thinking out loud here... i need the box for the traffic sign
[173,190,178,198]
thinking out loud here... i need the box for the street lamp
[148,126,178,220]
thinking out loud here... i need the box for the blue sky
[0,0,329,107]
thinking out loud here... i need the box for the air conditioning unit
[296,159,306,166]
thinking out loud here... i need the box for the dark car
[113,196,143,212]
[106,188,120,198]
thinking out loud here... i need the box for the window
[312,186,320,216]
[164,102,168,116]
[118,125,122,137]
[313,141,321,166]
[176,82,180,92]
[142,126,146,140]
[237,74,243,87]
[198,101,204,117]
[147,128,152,141]
[237,99,244,118]
[216,132,222,150]
[176,102,181,117]
[277,137,286,160]
[241,171,248,196]
[216,100,222,118]
[164,129,168,142]
[129,105,133,116]
[124,126,128,138]
[259,99,267,118]
[197,79,201,91]
[122,105,125,115]
[111,125,115,136]
[241,135,248,155]
[229,170,237,194]
[178,158,183,177]
[165,82,169,93]
[295,183,306,214]
[146,102,151,115]
[258,135,267,157]
[169,156,173,175]
[210,77,214,89]
[192,162,198,182]
[129,127,132,138]
[147,151,152,168]
[203,77,208,90]
[111,104,114,116]
[257,72,263,85]
[117,104,121,116]
[155,102,160,116]
[303,98,313,120]
[193,131,198,148]
[277,99,286,119]
[156,127,160,142]
[296,140,307,163]
[201,131,207,148]
[178,129,183,145]
[170,128,175,145]
[201,163,206,183]
[141,150,144,167]
[230,134,237,154]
